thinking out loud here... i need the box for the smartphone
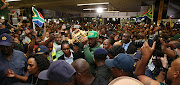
[61,32,65,35]
[23,17,27,20]
[74,25,80,28]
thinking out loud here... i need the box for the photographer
[135,40,180,85]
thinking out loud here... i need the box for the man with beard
[84,31,101,76]
[53,34,64,60]
[135,41,180,85]
[121,32,137,54]
[0,33,27,85]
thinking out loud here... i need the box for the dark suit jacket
[126,43,137,54]
[58,52,84,60]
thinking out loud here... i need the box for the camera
[152,35,164,57]
[133,35,164,57]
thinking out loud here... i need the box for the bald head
[173,58,180,71]
[71,58,91,73]
[113,42,122,46]
[166,58,180,84]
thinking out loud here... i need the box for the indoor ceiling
[10,0,150,13]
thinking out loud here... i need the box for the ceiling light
[96,7,104,13]
[83,8,107,11]
[178,19,180,22]
[5,0,21,2]
[77,2,109,6]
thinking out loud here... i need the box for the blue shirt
[122,41,131,51]
[0,49,27,85]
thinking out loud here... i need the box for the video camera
[133,35,164,57]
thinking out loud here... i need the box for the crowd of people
[0,8,180,85]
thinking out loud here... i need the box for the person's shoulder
[129,42,136,48]
[13,49,27,58]
[58,54,65,60]
[14,49,24,54]
[92,75,109,85]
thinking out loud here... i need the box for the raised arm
[42,23,47,41]
[6,69,28,82]
[39,33,55,46]
[156,54,168,82]
[0,2,9,10]
[135,41,160,85]
[26,30,37,57]
[160,38,177,59]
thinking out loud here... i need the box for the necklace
[31,76,39,85]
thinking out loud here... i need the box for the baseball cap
[94,48,108,55]
[88,31,99,38]
[108,76,143,85]
[105,53,135,72]
[133,50,142,60]
[38,60,76,83]
[35,45,49,54]
[0,33,13,46]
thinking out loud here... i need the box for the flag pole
[33,22,35,30]
[32,6,36,30]
[152,5,154,21]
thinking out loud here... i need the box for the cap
[0,33,13,46]
[105,53,135,72]
[35,45,49,54]
[133,50,142,60]
[88,31,99,38]
[108,76,143,85]
[94,48,108,55]
[38,60,76,83]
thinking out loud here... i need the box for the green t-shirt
[84,43,101,76]
[53,42,64,58]
[0,1,8,20]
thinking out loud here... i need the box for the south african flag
[136,6,153,19]
[32,7,45,27]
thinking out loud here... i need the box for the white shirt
[122,41,131,51]
[64,52,74,64]
[44,37,49,42]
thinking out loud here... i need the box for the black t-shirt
[91,64,112,85]
[26,75,48,85]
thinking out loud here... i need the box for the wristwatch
[160,67,168,72]
[174,50,179,59]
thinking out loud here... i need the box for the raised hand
[6,69,15,78]
[160,38,167,53]
[141,41,156,59]
[160,54,168,68]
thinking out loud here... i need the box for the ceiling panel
[10,0,142,13]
